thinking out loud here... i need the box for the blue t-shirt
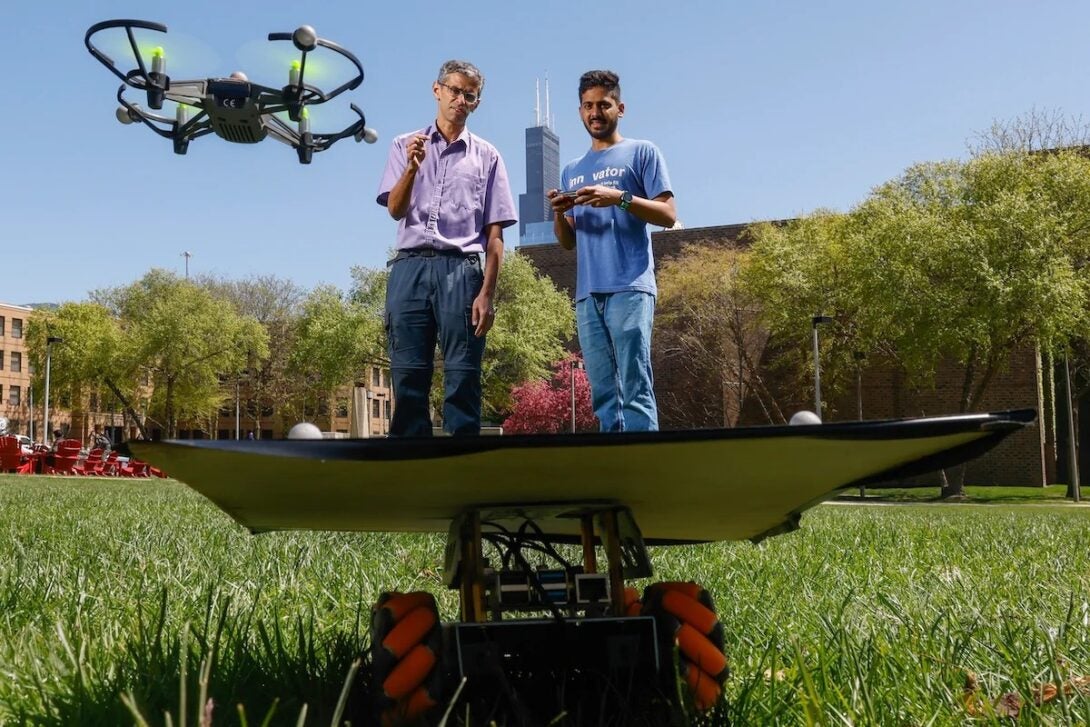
[561,138,672,301]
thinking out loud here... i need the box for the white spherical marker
[789,410,822,426]
[287,422,323,440]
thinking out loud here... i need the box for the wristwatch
[618,190,633,211]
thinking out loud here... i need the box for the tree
[740,212,866,420]
[289,284,385,431]
[25,302,135,438]
[95,270,269,438]
[482,251,574,420]
[968,107,1090,156]
[970,108,1090,496]
[503,354,596,434]
[846,152,1090,495]
[199,274,306,437]
[656,244,784,427]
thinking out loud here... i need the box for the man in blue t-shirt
[549,70,676,432]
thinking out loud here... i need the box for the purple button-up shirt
[376,124,517,254]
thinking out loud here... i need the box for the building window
[11,319,21,339]
[0,317,4,336]
[9,352,20,373]
[372,399,380,419]
[372,367,381,387]
[385,400,391,419]
[336,399,349,417]
[0,351,4,370]
[382,369,389,388]
[0,385,3,402]
[9,386,20,405]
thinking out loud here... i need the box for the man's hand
[571,184,623,208]
[471,291,496,337]
[406,134,427,174]
[547,188,577,215]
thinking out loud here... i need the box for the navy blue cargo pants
[385,249,485,436]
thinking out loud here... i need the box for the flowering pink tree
[503,354,598,434]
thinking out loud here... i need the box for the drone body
[86,20,378,164]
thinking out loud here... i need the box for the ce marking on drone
[85,20,379,164]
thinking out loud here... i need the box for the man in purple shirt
[377,59,517,436]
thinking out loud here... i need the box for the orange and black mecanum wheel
[642,581,729,712]
[371,591,444,726]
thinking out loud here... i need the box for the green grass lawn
[845,484,1083,504]
[1,475,1089,725]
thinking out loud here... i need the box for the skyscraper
[518,78,560,246]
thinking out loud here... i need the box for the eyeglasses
[438,82,479,104]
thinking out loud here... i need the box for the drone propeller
[235,39,354,90]
[91,24,221,85]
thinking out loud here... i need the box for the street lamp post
[854,350,867,498]
[43,336,63,444]
[1064,352,1081,502]
[853,351,866,421]
[235,376,241,440]
[366,390,375,437]
[811,315,833,419]
[570,359,584,433]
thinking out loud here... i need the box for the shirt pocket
[440,170,484,239]
[447,169,483,212]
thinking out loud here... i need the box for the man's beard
[585,117,616,139]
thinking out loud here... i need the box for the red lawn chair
[101,451,121,477]
[120,458,152,477]
[0,436,24,473]
[48,439,83,475]
[78,448,105,476]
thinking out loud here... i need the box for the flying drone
[85,19,378,164]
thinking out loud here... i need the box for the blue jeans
[576,291,658,432]
[385,252,485,436]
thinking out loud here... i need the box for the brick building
[0,303,39,437]
[517,225,1087,486]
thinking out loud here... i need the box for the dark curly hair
[578,70,621,102]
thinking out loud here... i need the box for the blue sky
[6,1,1090,304]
